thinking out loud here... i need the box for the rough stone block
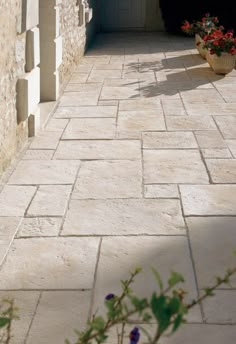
[41,70,59,101]
[21,0,39,32]
[28,106,41,137]
[85,8,93,23]
[26,27,40,72]
[17,67,40,122]
[79,3,86,26]
[39,6,60,39]
[41,36,62,73]
[39,0,62,8]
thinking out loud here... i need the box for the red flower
[203,35,209,41]
[230,47,236,55]
[181,20,191,31]
[210,49,216,55]
[213,40,219,46]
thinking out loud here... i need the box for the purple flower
[105,293,115,301]
[129,327,140,344]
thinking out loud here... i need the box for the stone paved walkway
[0,33,236,343]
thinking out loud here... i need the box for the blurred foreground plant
[69,265,236,344]
[0,299,18,344]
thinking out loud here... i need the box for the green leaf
[151,294,171,334]
[0,317,10,328]
[142,312,152,322]
[168,296,181,315]
[151,267,163,292]
[172,314,183,333]
[91,316,105,331]
[203,288,215,297]
[168,272,185,288]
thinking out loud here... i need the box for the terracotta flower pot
[195,34,206,59]
[207,52,236,74]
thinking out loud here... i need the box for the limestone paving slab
[0,186,36,216]
[80,56,111,64]
[186,217,236,288]
[180,185,236,215]
[0,291,40,344]
[74,64,93,73]
[194,130,226,148]
[214,116,236,139]
[201,148,232,159]
[161,99,187,116]
[54,140,141,160]
[206,159,236,183]
[87,69,122,82]
[98,100,119,106]
[68,73,88,83]
[119,98,162,111]
[93,63,123,70]
[161,324,236,344]
[73,160,142,199]
[226,139,236,157]
[100,78,140,100]
[116,110,166,139]
[166,116,216,131]
[17,217,62,237]
[94,236,200,322]
[30,130,62,149]
[144,184,179,198]
[62,199,186,236]
[27,185,72,216]
[0,237,100,289]
[181,89,224,103]
[54,105,117,118]
[144,150,209,184]
[23,150,54,160]
[59,92,99,106]
[184,102,236,116]
[0,217,21,265]
[62,118,116,140]
[45,119,69,132]
[142,131,197,149]
[202,290,236,324]
[27,291,91,344]
[64,82,102,93]
[8,160,80,185]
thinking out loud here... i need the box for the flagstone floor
[0,33,236,343]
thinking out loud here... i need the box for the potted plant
[203,29,236,74]
[181,13,222,59]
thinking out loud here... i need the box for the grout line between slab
[58,164,82,236]
[24,291,42,344]
[177,184,205,323]
[88,237,103,320]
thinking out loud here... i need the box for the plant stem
[187,267,236,310]
[150,328,161,344]
[120,322,125,344]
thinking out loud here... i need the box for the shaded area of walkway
[0,33,236,343]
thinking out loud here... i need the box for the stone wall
[0,0,98,176]
[0,0,28,175]
[59,0,98,85]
